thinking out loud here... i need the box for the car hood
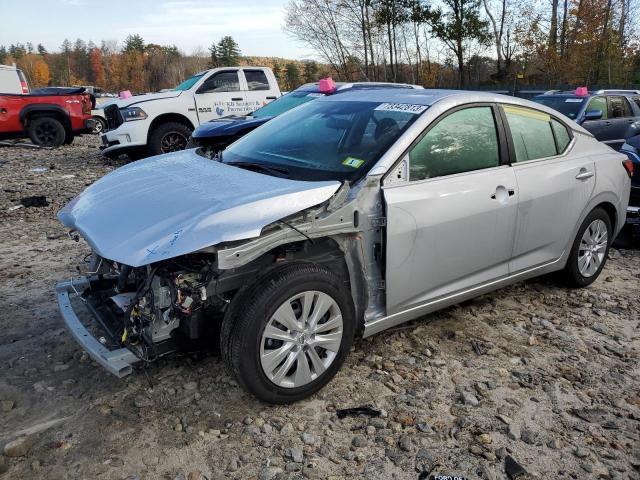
[58,150,341,267]
[191,115,273,139]
[114,90,182,108]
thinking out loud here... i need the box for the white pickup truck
[100,67,280,158]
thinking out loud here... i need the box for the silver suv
[56,89,631,403]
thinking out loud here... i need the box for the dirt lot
[0,136,639,480]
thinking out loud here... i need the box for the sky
[0,0,316,59]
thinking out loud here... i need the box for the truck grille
[103,104,123,131]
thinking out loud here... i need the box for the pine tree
[216,36,241,66]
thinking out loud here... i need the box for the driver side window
[408,107,500,181]
[586,97,608,119]
[197,72,240,93]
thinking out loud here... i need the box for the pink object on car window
[119,90,133,99]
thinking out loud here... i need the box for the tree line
[0,35,329,93]
[284,0,640,88]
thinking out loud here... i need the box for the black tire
[148,122,192,155]
[92,116,107,134]
[63,131,74,145]
[221,263,356,404]
[27,117,66,147]
[562,207,612,287]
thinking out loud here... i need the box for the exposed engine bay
[79,238,353,364]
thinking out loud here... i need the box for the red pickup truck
[0,87,95,147]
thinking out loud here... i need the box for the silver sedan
[56,89,631,403]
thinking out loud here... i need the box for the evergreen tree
[208,43,219,67]
[123,34,145,53]
[0,46,7,64]
[37,44,47,56]
[216,36,241,66]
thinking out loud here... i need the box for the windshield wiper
[225,161,290,178]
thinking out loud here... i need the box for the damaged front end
[56,253,228,376]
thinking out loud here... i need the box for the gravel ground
[0,136,639,480]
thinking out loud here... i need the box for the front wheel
[148,122,192,156]
[562,207,612,287]
[222,264,355,404]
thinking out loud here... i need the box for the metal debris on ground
[335,406,382,419]
[20,196,49,208]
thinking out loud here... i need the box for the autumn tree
[89,47,105,86]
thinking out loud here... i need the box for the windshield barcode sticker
[375,103,428,114]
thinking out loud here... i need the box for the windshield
[533,96,585,119]
[224,99,424,182]
[252,90,325,118]
[174,73,205,91]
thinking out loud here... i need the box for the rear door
[606,96,635,149]
[383,104,518,314]
[241,69,279,113]
[194,70,245,123]
[502,105,596,272]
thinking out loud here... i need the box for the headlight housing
[120,106,148,122]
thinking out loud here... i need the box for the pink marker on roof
[319,77,337,94]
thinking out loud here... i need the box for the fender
[20,104,71,129]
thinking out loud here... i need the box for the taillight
[623,158,634,178]
[20,81,28,94]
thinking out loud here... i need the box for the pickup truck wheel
[28,117,66,147]
[149,122,192,155]
[92,116,107,134]
[223,264,355,404]
[562,207,611,287]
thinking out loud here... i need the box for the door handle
[575,169,594,180]
[266,96,277,100]
[604,121,611,126]
[231,97,243,101]
[490,186,515,200]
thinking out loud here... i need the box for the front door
[194,70,247,123]
[501,105,596,272]
[383,105,518,315]
[582,95,612,143]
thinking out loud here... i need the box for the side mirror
[584,109,603,121]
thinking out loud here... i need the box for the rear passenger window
[244,70,270,91]
[504,106,558,161]
[633,97,640,109]
[409,106,500,181]
[551,120,571,153]
[609,96,632,118]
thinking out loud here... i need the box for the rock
[1,400,15,412]
[415,448,436,472]
[398,435,412,452]
[258,466,282,480]
[520,428,536,445]
[416,423,434,434]
[505,455,527,479]
[280,423,294,435]
[227,457,240,472]
[352,434,367,448]
[477,433,492,445]
[4,436,34,457]
[53,363,69,372]
[133,396,153,408]
[507,424,521,440]
[184,381,198,391]
[187,472,204,480]
[301,432,318,445]
[496,414,512,425]
[430,359,446,367]
[574,447,590,458]
[174,423,183,432]
[0,456,7,474]
[591,323,608,335]
[527,335,537,346]
[365,425,376,435]
[461,392,479,406]
[98,405,112,416]
[285,447,304,463]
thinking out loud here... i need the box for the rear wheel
[562,207,611,287]
[148,122,192,155]
[92,116,107,134]
[222,264,355,404]
[27,117,66,147]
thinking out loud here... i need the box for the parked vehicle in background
[0,64,29,94]
[534,89,640,150]
[0,86,95,146]
[620,122,640,228]
[56,89,630,403]
[100,67,280,159]
[188,80,423,157]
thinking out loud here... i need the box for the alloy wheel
[260,291,343,389]
[160,132,188,153]
[35,122,58,145]
[577,218,608,277]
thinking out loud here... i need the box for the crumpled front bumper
[55,277,139,377]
